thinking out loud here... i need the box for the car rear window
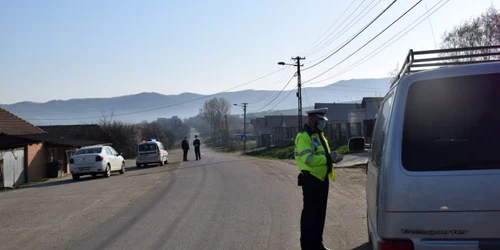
[75,147,102,155]
[402,73,500,171]
[138,143,157,152]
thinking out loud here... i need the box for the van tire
[160,159,164,166]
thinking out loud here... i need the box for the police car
[135,139,169,168]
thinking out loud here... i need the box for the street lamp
[278,56,306,130]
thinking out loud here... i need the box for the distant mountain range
[1,78,390,125]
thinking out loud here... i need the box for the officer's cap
[306,107,328,121]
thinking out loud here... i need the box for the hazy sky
[1,0,498,104]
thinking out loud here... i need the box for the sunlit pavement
[0,148,370,250]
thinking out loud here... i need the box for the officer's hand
[330,151,344,164]
[330,151,338,161]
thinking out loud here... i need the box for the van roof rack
[392,45,500,86]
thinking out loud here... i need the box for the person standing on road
[193,135,202,161]
[294,107,342,250]
[182,137,189,161]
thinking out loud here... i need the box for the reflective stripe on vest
[294,131,335,181]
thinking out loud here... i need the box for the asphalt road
[0,148,370,250]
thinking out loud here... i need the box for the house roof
[38,124,111,143]
[264,116,284,128]
[0,134,40,150]
[361,97,384,108]
[0,108,46,135]
[18,133,110,148]
[282,116,308,127]
[314,103,361,122]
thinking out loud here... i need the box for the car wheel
[104,164,111,178]
[119,162,125,174]
[91,174,97,178]
[72,174,80,181]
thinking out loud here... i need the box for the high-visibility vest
[294,130,336,181]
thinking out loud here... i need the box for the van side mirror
[348,137,365,153]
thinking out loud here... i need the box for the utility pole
[242,103,248,152]
[278,57,305,130]
[292,56,305,130]
[233,102,249,152]
[224,114,229,149]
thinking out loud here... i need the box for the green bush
[336,145,349,155]
[245,146,295,159]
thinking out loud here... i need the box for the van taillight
[95,155,104,162]
[70,158,74,164]
[157,147,160,155]
[378,239,413,250]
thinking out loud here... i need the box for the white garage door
[1,148,25,188]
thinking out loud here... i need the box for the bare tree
[387,63,400,87]
[441,6,500,62]
[201,97,231,137]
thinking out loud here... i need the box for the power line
[300,0,357,56]
[26,67,288,121]
[304,0,423,83]
[306,0,381,58]
[250,67,295,105]
[303,0,365,56]
[307,0,449,86]
[303,0,398,71]
[267,86,298,111]
[303,88,311,107]
[249,73,296,112]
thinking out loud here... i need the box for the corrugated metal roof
[314,103,361,121]
[0,108,46,135]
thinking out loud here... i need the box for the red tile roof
[0,108,46,135]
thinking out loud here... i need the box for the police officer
[193,135,201,160]
[295,108,342,250]
[181,136,189,161]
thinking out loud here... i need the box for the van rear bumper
[378,211,500,240]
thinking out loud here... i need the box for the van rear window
[138,144,157,152]
[402,73,500,171]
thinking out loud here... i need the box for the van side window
[371,92,394,167]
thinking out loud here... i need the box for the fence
[257,119,376,149]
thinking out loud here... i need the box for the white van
[136,139,168,168]
[362,46,500,250]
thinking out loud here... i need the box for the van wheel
[160,160,164,166]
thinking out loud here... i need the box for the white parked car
[70,145,125,180]
[136,139,168,168]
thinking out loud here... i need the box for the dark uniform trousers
[195,146,201,160]
[299,171,329,250]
